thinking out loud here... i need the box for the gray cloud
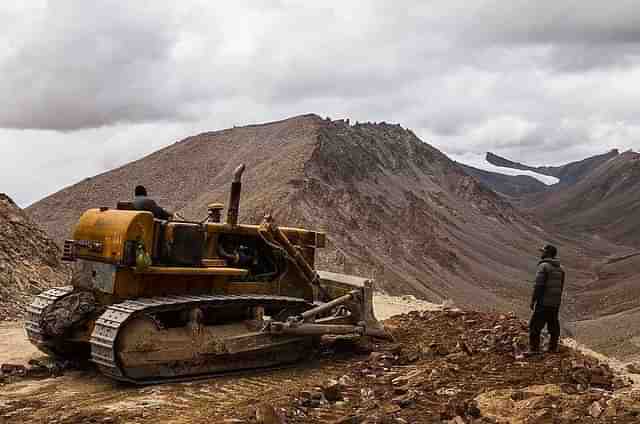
[459,1,640,73]
[1,1,640,206]
[0,1,229,130]
[464,1,640,45]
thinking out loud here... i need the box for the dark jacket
[532,258,565,308]
[133,195,172,220]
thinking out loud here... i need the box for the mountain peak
[26,114,546,310]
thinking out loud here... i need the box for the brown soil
[1,304,639,424]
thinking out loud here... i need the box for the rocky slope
[0,194,68,320]
[472,149,640,248]
[526,151,640,248]
[572,252,640,361]
[486,150,620,186]
[278,309,638,424]
[27,114,566,312]
[457,163,548,198]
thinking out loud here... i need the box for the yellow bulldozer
[25,165,388,384]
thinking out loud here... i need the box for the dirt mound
[275,309,638,423]
[0,304,638,423]
[0,194,68,320]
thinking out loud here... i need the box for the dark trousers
[529,306,560,352]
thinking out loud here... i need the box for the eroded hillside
[0,194,68,320]
[527,151,640,248]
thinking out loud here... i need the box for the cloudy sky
[2,1,639,206]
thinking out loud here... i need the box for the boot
[547,338,560,354]
[526,334,542,357]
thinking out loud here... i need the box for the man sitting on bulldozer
[133,185,173,220]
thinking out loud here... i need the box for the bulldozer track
[90,294,313,384]
[24,286,75,356]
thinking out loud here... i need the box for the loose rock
[323,379,343,402]
[255,403,284,424]
[588,401,604,418]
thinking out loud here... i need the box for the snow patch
[452,152,560,186]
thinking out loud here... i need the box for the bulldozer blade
[317,270,389,336]
[267,270,391,340]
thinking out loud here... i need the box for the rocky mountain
[457,163,548,198]
[27,114,566,312]
[475,149,640,248]
[0,194,68,320]
[487,149,619,186]
[527,150,640,248]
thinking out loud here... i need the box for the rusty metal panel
[90,261,117,294]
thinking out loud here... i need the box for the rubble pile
[0,194,68,321]
[0,358,75,384]
[275,309,638,423]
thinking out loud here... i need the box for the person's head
[134,185,147,197]
[539,244,557,259]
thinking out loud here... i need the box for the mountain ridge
[481,149,640,248]
[457,162,548,198]
[486,149,620,186]
[27,114,563,312]
[527,150,640,247]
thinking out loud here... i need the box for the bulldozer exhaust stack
[226,164,245,226]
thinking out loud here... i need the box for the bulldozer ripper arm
[266,279,392,340]
[258,215,330,301]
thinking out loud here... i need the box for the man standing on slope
[133,185,173,220]
[529,244,565,355]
